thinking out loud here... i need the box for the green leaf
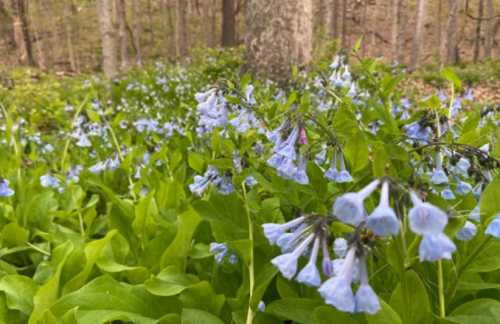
[144,266,199,297]
[313,306,357,324]
[188,153,205,172]
[480,175,500,222]
[160,208,201,269]
[446,299,500,324]
[0,275,38,314]
[389,270,432,324]
[181,308,224,324]
[345,131,369,172]
[441,68,462,89]
[466,240,500,273]
[266,298,323,324]
[366,300,402,324]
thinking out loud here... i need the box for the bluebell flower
[245,175,258,187]
[408,191,448,235]
[325,153,339,181]
[469,205,480,222]
[333,238,348,258]
[0,179,14,197]
[367,182,400,236]
[276,223,308,253]
[322,239,334,277]
[40,174,61,189]
[258,301,266,312]
[228,253,238,264]
[404,122,431,143]
[318,247,357,313]
[456,221,477,241]
[332,180,380,226]
[66,165,83,183]
[75,131,92,147]
[431,168,448,185]
[473,183,482,200]
[441,187,456,200]
[355,257,380,314]
[335,155,353,183]
[438,90,447,102]
[271,233,314,279]
[330,55,342,69]
[419,233,456,262]
[456,157,470,176]
[456,181,472,195]
[266,122,286,146]
[245,85,257,105]
[297,237,322,287]
[210,242,228,264]
[89,161,107,174]
[485,214,500,238]
[463,88,474,101]
[292,157,309,185]
[262,216,306,245]
[315,145,327,165]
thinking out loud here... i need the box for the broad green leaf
[446,299,500,324]
[366,300,402,324]
[313,306,357,324]
[389,270,432,324]
[181,308,224,324]
[266,298,323,324]
[0,275,38,314]
[144,266,199,296]
[480,175,500,222]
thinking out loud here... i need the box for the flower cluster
[189,166,234,196]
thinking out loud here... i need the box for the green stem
[242,183,255,324]
[437,260,446,318]
[60,96,89,172]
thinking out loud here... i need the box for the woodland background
[0,0,499,76]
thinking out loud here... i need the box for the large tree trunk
[175,0,188,57]
[444,0,459,64]
[63,0,78,71]
[483,0,495,58]
[410,0,427,69]
[0,0,15,54]
[11,0,35,66]
[341,0,348,48]
[473,0,484,62]
[245,0,313,83]
[391,0,403,62]
[221,0,236,46]
[98,0,117,78]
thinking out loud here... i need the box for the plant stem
[437,260,446,318]
[242,182,255,324]
[60,96,89,172]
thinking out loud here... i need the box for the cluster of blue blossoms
[262,178,499,314]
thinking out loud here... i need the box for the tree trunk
[11,0,35,66]
[175,0,188,57]
[116,0,129,69]
[361,0,368,56]
[410,0,426,69]
[391,0,403,62]
[132,0,143,66]
[330,0,339,38]
[98,0,117,78]
[245,0,313,83]
[473,0,484,62]
[63,0,77,71]
[0,0,15,53]
[483,0,494,59]
[445,0,459,64]
[341,0,348,48]
[30,1,47,69]
[221,0,236,46]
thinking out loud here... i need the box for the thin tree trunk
[63,0,77,71]
[445,0,459,64]
[483,0,494,58]
[410,0,427,69]
[473,0,484,61]
[175,0,188,56]
[211,0,218,47]
[221,0,236,46]
[361,0,368,56]
[30,1,47,69]
[437,0,442,60]
[330,0,339,38]
[0,0,15,53]
[245,0,313,83]
[132,0,143,66]
[341,0,348,49]
[391,0,403,62]
[116,0,129,69]
[98,0,117,77]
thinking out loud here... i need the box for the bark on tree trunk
[0,0,15,53]
[473,0,484,62]
[116,0,129,69]
[11,0,35,66]
[221,0,236,46]
[483,0,494,58]
[445,0,459,64]
[175,0,188,57]
[330,0,339,38]
[132,0,143,66]
[98,0,118,78]
[410,0,427,69]
[245,0,313,83]
[391,0,403,62]
[63,0,77,71]
[341,0,348,49]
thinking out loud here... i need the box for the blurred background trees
[0,0,498,80]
